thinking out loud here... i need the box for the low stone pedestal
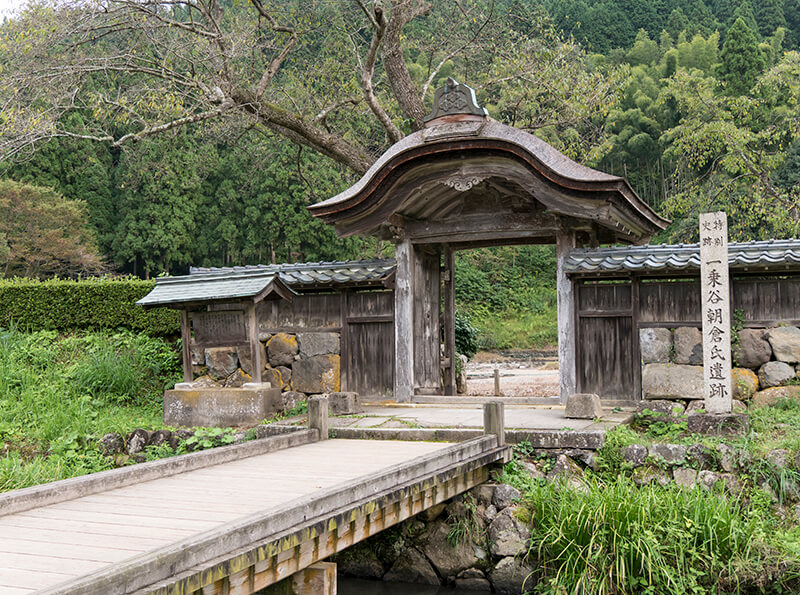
[325,392,361,415]
[565,393,602,419]
[687,413,749,436]
[164,385,281,427]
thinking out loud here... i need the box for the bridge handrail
[0,428,318,517]
[39,435,508,595]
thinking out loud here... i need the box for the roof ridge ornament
[424,78,488,123]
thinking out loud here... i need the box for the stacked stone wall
[640,325,800,411]
[189,331,341,410]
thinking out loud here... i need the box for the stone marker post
[483,401,505,446]
[699,212,732,414]
[308,396,329,441]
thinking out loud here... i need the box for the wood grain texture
[0,439,447,592]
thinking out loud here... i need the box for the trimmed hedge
[0,278,180,336]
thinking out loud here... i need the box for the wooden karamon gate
[310,79,668,403]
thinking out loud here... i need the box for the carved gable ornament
[424,78,488,122]
[443,174,487,192]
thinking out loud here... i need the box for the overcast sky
[0,0,25,19]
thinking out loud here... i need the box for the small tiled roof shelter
[138,260,396,391]
[310,79,668,402]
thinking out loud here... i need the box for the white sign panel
[699,212,732,414]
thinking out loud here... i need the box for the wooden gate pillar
[556,230,577,403]
[180,309,193,383]
[394,239,415,402]
[442,246,457,395]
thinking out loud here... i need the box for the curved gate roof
[309,79,668,245]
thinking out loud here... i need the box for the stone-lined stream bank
[332,482,535,594]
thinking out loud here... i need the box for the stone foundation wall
[640,325,800,411]
[189,331,341,406]
[332,483,536,594]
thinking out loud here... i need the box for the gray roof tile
[138,259,396,307]
[566,239,800,275]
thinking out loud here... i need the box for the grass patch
[0,327,181,491]
[501,463,800,594]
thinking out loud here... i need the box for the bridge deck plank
[0,568,71,590]
[0,439,448,593]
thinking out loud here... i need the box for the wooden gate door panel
[576,281,637,400]
[578,316,636,400]
[345,322,394,398]
[343,290,395,398]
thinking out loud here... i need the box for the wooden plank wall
[344,291,395,398]
[576,274,800,400]
[258,294,342,332]
[575,281,637,400]
[205,290,396,397]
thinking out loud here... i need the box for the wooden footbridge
[0,400,510,595]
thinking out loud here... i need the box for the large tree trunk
[383,0,429,131]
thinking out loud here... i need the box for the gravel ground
[466,350,559,397]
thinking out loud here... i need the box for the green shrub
[454,311,479,359]
[0,277,179,336]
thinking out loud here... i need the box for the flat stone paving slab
[318,404,631,432]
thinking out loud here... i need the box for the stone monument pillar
[699,211,732,414]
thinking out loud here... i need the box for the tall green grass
[0,327,180,491]
[500,467,799,594]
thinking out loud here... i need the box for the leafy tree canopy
[0,179,104,278]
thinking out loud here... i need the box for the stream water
[338,577,488,594]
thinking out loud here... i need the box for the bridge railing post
[483,401,505,446]
[308,396,329,441]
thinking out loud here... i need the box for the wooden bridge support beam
[290,562,336,595]
[258,562,337,595]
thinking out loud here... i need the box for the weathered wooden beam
[442,247,456,396]
[339,291,349,392]
[557,229,577,404]
[483,402,505,446]
[394,240,415,402]
[247,302,262,384]
[403,212,560,245]
[180,310,193,384]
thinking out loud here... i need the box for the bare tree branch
[250,0,298,100]
[60,102,235,146]
[421,0,495,99]
[314,96,362,132]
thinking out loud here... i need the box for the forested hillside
[1,0,799,341]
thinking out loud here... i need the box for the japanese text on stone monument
[700,212,732,414]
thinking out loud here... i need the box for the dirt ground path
[466,350,559,397]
